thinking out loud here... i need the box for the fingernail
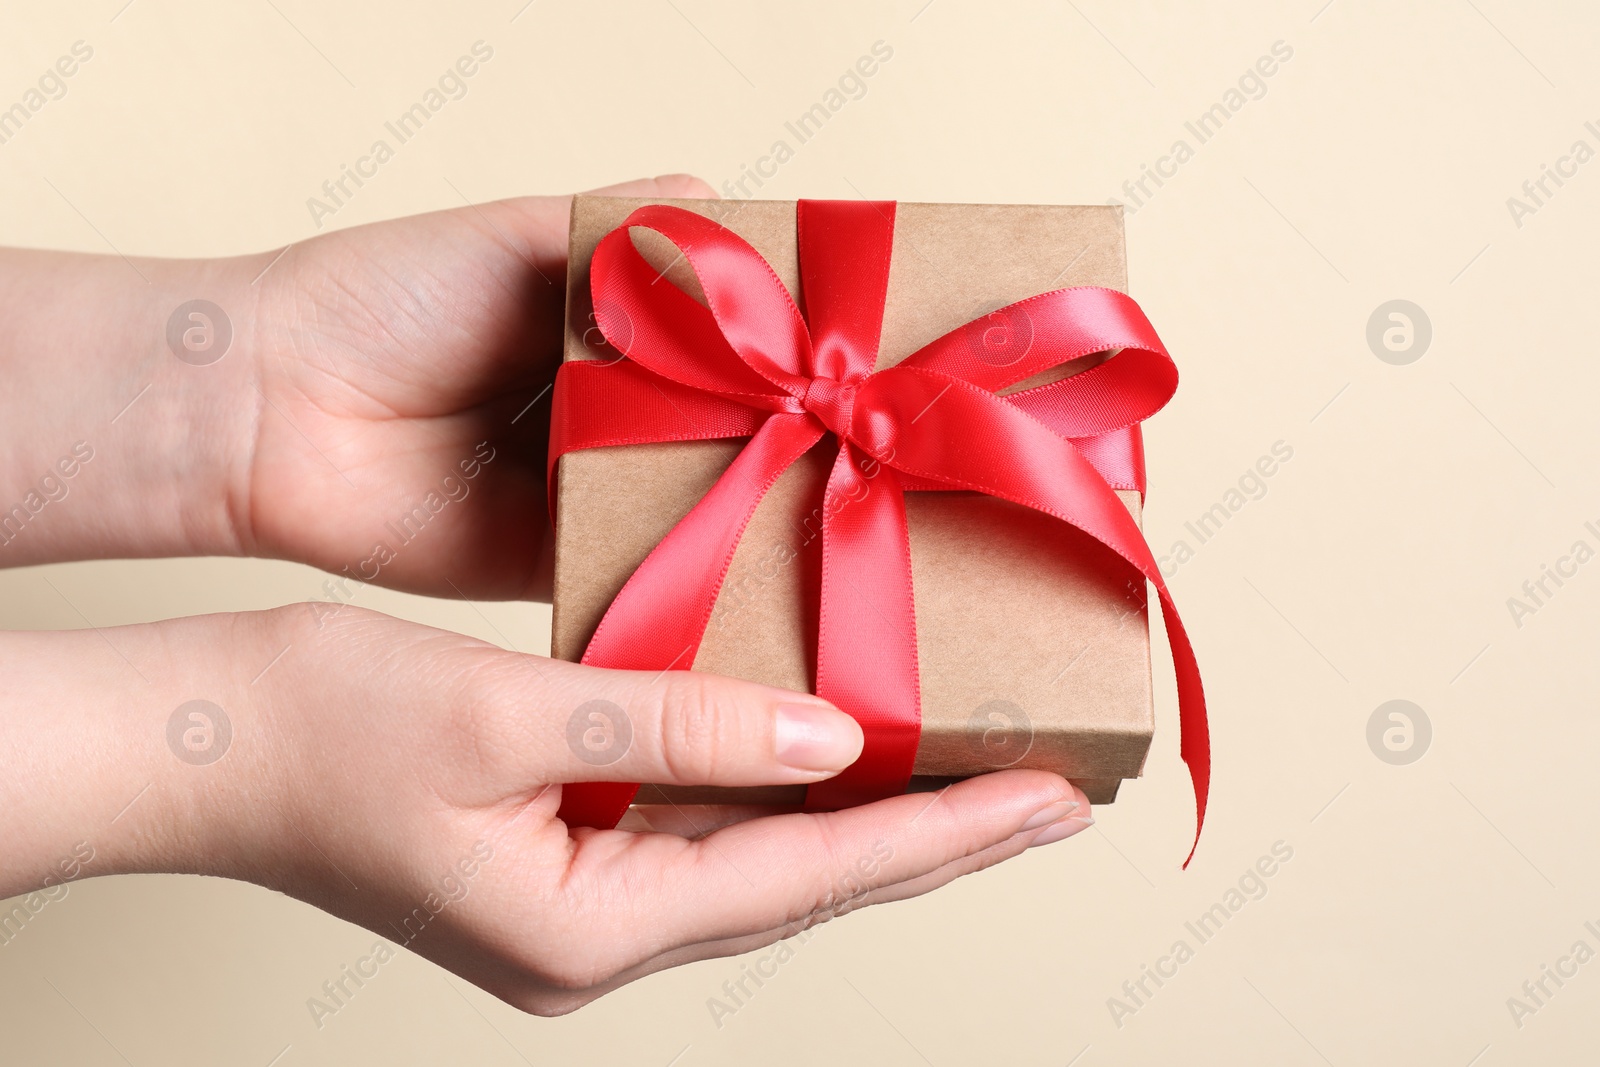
[775,703,862,772]
[1029,815,1094,847]
[1020,799,1081,832]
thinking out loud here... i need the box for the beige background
[2,1,1596,1063]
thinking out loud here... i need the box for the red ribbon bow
[549,199,1209,864]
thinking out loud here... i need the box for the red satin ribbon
[549,200,1209,865]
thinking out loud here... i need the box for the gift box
[548,195,1206,846]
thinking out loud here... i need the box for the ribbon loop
[596,205,815,396]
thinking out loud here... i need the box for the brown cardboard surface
[553,196,1154,804]
[633,777,1125,808]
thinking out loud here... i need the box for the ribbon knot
[548,199,1211,866]
[799,376,857,439]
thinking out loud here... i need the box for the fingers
[467,658,862,791]
[617,803,796,837]
[836,791,1094,909]
[471,175,716,280]
[503,782,1092,1016]
[580,174,717,200]
[566,769,1079,954]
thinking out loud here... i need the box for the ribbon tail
[860,369,1209,865]
[557,413,824,829]
[805,448,921,811]
[1162,589,1209,868]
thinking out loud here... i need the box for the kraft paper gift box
[550,195,1154,807]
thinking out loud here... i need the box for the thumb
[540,661,863,788]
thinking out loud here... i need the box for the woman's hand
[0,174,707,594]
[0,606,1093,1016]
[236,174,722,601]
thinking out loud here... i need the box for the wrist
[0,609,292,899]
[0,248,263,565]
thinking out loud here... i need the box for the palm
[243,177,711,601]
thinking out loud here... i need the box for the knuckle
[789,815,897,927]
[799,898,844,932]
[652,674,746,782]
[793,817,857,920]
[272,600,382,652]
[436,650,531,786]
